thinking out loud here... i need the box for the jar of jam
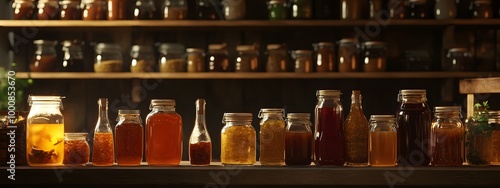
[12,0,35,20]
[163,0,188,20]
[267,0,288,20]
[235,45,259,72]
[133,0,156,20]
[444,48,474,71]
[337,38,359,72]
[186,48,206,72]
[82,0,107,20]
[60,40,84,72]
[221,113,256,166]
[290,0,313,19]
[115,110,143,166]
[313,42,335,72]
[315,90,345,166]
[369,115,397,167]
[130,45,155,73]
[266,44,289,72]
[291,50,313,73]
[31,40,58,72]
[489,111,500,165]
[60,0,82,20]
[37,0,60,20]
[208,44,230,72]
[222,0,246,20]
[362,41,387,72]
[195,0,222,20]
[63,133,90,166]
[472,0,493,19]
[285,113,312,166]
[94,43,123,72]
[158,43,186,72]
[107,0,127,20]
[431,106,464,166]
[258,108,285,166]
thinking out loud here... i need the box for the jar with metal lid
[291,50,313,73]
[490,111,500,165]
[12,0,35,20]
[444,48,474,71]
[340,0,368,20]
[221,113,256,166]
[266,44,289,72]
[267,0,288,20]
[37,0,60,20]
[472,0,493,19]
[158,43,186,72]
[26,96,65,166]
[337,38,359,72]
[362,41,387,72]
[235,45,259,72]
[61,40,84,72]
[314,90,344,166]
[133,0,156,20]
[313,42,335,72]
[130,45,155,73]
[290,0,312,19]
[60,0,82,20]
[434,0,457,19]
[31,40,58,72]
[408,0,431,19]
[63,133,90,166]
[223,0,246,20]
[186,48,206,72]
[94,43,123,72]
[431,106,464,166]
[369,115,397,167]
[115,110,144,166]
[163,0,188,20]
[82,0,107,20]
[285,113,312,166]
[258,108,285,166]
[107,0,127,20]
[208,44,230,72]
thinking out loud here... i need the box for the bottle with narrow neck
[189,99,212,166]
[344,90,369,167]
[92,98,115,166]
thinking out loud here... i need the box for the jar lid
[267,44,284,50]
[159,43,185,52]
[208,44,227,51]
[258,108,285,118]
[409,0,427,3]
[287,113,310,119]
[28,95,65,109]
[65,132,88,138]
[33,40,58,46]
[370,115,396,121]
[222,113,253,123]
[434,106,461,113]
[186,48,204,53]
[236,45,255,52]
[448,48,469,53]
[268,0,286,5]
[95,43,121,51]
[316,90,341,97]
[150,99,176,109]
[363,41,386,48]
[60,0,81,4]
[316,42,334,47]
[399,89,426,95]
[293,50,313,55]
[131,45,153,53]
[338,38,356,44]
[118,110,140,115]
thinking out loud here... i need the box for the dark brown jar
[30,40,58,72]
[408,0,431,19]
[107,0,127,20]
[472,0,493,19]
[313,42,335,72]
[389,0,407,19]
[133,0,156,20]
[207,44,230,72]
[82,0,107,20]
[37,0,60,20]
[60,40,84,72]
[12,0,35,20]
[60,0,82,20]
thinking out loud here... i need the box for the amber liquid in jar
[221,125,256,165]
[493,123,500,165]
[397,103,432,166]
[369,131,397,167]
[107,0,127,20]
[115,123,143,166]
[27,124,64,166]
[146,113,183,166]
[92,132,114,166]
[189,142,211,165]
[431,127,463,166]
[64,139,90,166]
[260,119,285,166]
[285,131,312,165]
[208,53,230,72]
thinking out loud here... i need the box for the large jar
[314,90,345,166]
[60,40,84,72]
[163,0,188,20]
[26,96,65,166]
[158,43,186,72]
[434,0,456,19]
[285,113,312,166]
[235,45,259,72]
[340,0,368,20]
[291,50,313,73]
[60,0,82,20]
[431,106,464,166]
[490,111,500,165]
[267,0,288,20]
[133,0,156,19]
[369,115,397,167]
[362,41,387,72]
[186,48,206,72]
[207,44,230,72]
[82,0,107,20]
[337,38,359,72]
[465,103,492,166]
[289,0,313,19]
[12,0,35,20]
[37,0,60,20]
[266,44,288,72]
[63,133,90,166]
[313,42,335,72]
[107,0,127,20]
[444,48,474,71]
[221,113,256,166]
[396,89,432,166]
[31,40,58,72]
[146,99,183,166]
[94,43,123,72]
[223,0,246,20]
[472,0,493,19]
[258,108,285,166]
[115,110,143,166]
[130,45,155,72]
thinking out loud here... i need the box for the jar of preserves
[396,89,432,166]
[313,42,335,72]
[186,48,206,72]
[258,108,285,166]
[434,0,456,19]
[362,41,387,72]
[91,98,115,166]
[37,0,60,20]
[94,43,123,72]
[465,102,492,166]
[208,44,230,72]
[337,38,359,72]
[431,106,464,166]
[223,0,246,20]
[285,113,312,166]
[290,0,313,19]
[340,0,368,20]
[158,43,186,72]
[115,110,143,166]
[444,48,474,71]
[82,0,107,20]
[489,111,500,165]
[315,90,345,166]
[60,0,82,20]
[130,45,155,72]
[369,115,397,167]
[267,0,288,20]
[31,40,58,72]
[26,96,65,166]
[390,0,407,19]
[195,0,222,20]
[63,133,90,166]
[146,99,183,166]
[235,45,259,72]
[60,40,84,72]
[266,44,289,72]
[344,90,369,167]
[221,113,256,166]
[189,99,212,166]
[107,0,127,20]
[163,0,188,20]
[291,50,313,73]
[133,0,156,20]
[12,0,35,20]
[408,0,431,19]
[472,0,493,19]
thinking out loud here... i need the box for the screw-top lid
[236,45,255,52]
[33,40,57,46]
[186,48,204,53]
[28,95,65,110]
[118,110,140,115]
[293,50,313,55]
[64,132,88,140]
[222,113,253,123]
[338,38,356,44]
[287,113,310,119]
[399,89,426,95]
[370,115,396,121]
[258,108,285,118]
[95,43,121,53]
[434,106,462,113]
[363,41,386,48]
[267,44,284,50]
[150,99,176,109]
[316,90,342,97]
[208,43,227,51]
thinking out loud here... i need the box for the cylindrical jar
[362,41,387,72]
[31,40,58,72]
[130,45,155,72]
[465,107,492,166]
[292,50,313,73]
[37,0,60,20]
[313,42,335,72]
[490,111,500,165]
[259,109,285,166]
[340,0,368,20]
[63,133,90,166]
[208,44,230,72]
[186,48,206,72]
[195,0,221,20]
[267,0,288,20]
[235,45,259,72]
[266,44,289,72]
[82,0,107,20]
[369,115,397,167]
[163,0,188,20]
[221,113,256,166]
[290,0,313,19]
[107,0,127,20]
[61,40,84,72]
[431,106,464,166]
[115,110,144,166]
[158,43,186,72]
[12,0,35,20]
[434,0,456,19]
[60,0,82,20]
[444,48,474,71]
[133,0,156,20]
[408,0,431,19]
[472,0,493,19]
[285,113,312,166]
[337,38,359,72]
[223,0,246,20]
[94,43,123,72]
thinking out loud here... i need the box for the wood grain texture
[459,77,500,94]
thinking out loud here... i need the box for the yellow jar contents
[221,125,256,165]
[259,109,285,166]
[27,123,64,165]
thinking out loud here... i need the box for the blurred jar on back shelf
[163,0,188,20]
[60,40,84,72]
[313,42,335,72]
[369,115,397,167]
[31,40,58,72]
[12,0,35,20]
[362,41,387,72]
[82,0,107,20]
[266,44,289,72]
[208,43,230,72]
[186,48,206,72]
[337,38,359,72]
[390,0,407,19]
[259,109,285,166]
[490,111,500,165]
[235,45,259,72]
[63,133,90,166]
[130,45,155,73]
[223,0,246,20]
[267,0,288,20]
[37,0,60,20]
[456,0,473,18]
[115,110,143,166]
[434,0,456,19]
[289,0,313,19]
[285,113,312,166]
[221,113,256,166]
[291,50,313,73]
[60,0,82,20]
[340,0,368,20]
[133,0,156,20]
[107,0,127,20]
[408,0,432,19]
[196,0,222,20]
[158,43,186,72]
[444,48,474,71]
[472,0,493,19]
[431,106,464,166]
[94,43,123,72]
[369,0,383,19]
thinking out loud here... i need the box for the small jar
[63,133,90,166]
[472,0,493,19]
[221,113,256,166]
[60,0,82,20]
[12,0,35,20]
[60,40,84,72]
[362,41,387,72]
[133,0,156,20]
[107,0,127,20]
[31,40,58,72]
[163,0,188,20]
[490,111,500,165]
[285,113,312,166]
[223,0,246,20]
[94,43,123,72]
[456,0,473,18]
[434,0,456,19]
[266,44,289,72]
[369,115,397,167]
[291,50,313,73]
[258,108,285,166]
[290,0,313,19]
[340,0,367,20]
[115,110,144,166]
[369,0,383,18]
[186,48,206,72]
[402,50,431,71]
[235,45,259,72]
[408,0,431,19]
[82,0,107,20]
[195,0,221,20]
[313,42,335,72]
[444,48,474,71]
[337,38,359,72]
[158,43,186,72]
[37,0,60,20]
[207,44,230,72]
[130,45,155,73]
[431,106,464,166]
[390,0,407,19]
[267,0,288,20]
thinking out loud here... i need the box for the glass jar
[26,96,65,166]
[37,0,60,20]
[266,44,289,72]
[91,98,114,166]
[344,90,369,167]
[369,0,383,18]
[408,0,431,19]
[63,133,90,166]
[208,44,230,72]
[473,0,493,19]
[258,108,285,166]
[285,113,312,166]
[291,50,313,73]
[60,0,82,20]
[186,48,206,72]
[396,89,432,166]
[94,43,123,72]
[431,106,464,166]
[158,43,186,72]
[369,115,397,167]
[390,0,407,19]
[12,0,35,20]
[340,0,367,20]
[267,0,288,20]
[315,0,338,19]
[337,38,359,72]
[146,99,183,166]
[115,110,143,166]
[82,0,107,20]
[444,48,474,71]
[163,0,188,20]
[221,113,256,166]
[60,40,84,72]
[223,0,246,20]
[434,0,456,19]
[362,41,387,72]
[31,40,57,72]
[133,0,156,20]
[290,0,313,19]
[235,45,259,72]
[314,90,345,166]
[489,111,500,165]
[401,50,431,71]
[130,45,155,73]
[456,0,473,18]
[465,105,492,166]
[195,0,222,20]
[313,42,335,72]
[107,0,127,20]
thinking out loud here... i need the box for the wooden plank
[459,77,500,94]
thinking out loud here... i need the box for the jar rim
[448,48,469,53]
[95,43,121,51]
[223,113,253,123]
[131,45,154,53]
[258,108,284,118]
[399,89,426,95]
[434,106,461,113]
[315,42,334,47]
[293,50,313,55]
[370,115,396,121]
[208,44,227,51]
[118,110,140,115]
[338,38,356,44]
[186,48,204,53]
[150,99,176,107]
[33,40,58,46]
[317,90,341,97]
[65,132,88,137]
[267,44,285,50]
[287,113,310,119]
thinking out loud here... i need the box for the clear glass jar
[473,0,493,19]
[285,113,312,166]
[444,48,474,71]
[267,0,288,20]
[133,0,156,20]
[431,106,464,166]
[434,0,457,19]
[195,0,222,20]
[221,113,256,166]
[37,0,60,20]
[340,0,367,20]
[186,48,206,72]
[292,50,313,73]
[115,110,143,166]
[362,41,387,72]
[223,0,246,20]
[31,40,57,72]
[12,0,35,20]
[63,133,90,166]
[489,111,500,165]
[26,96,65,166]
[94,43,123,72]
[314,90,344,166]
[337,38,359,72]
[290,0,313,19]
[369,115,397,167]
[82,0,107,20]
[208,44,230,72]
[60,0,82,20]
[258,108,285,166]
[408,0,431,19]
[390,0,407,19]
[163,0,188,20]
[266,44,288,72]
[235,45,259,72]
[158,43,186,72]
[130,45,155,73]
[313,42,335,72]
[107,0,127,20]
[61,40,84,72]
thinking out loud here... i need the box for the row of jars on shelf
[25,89,500,167]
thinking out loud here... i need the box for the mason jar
[267,0,288,20]
[186,48,206,72]
[158,43,186,72]
[223,0,246,20]
[37,0,60,20]
[221,113,256,166]
[63,133,90,166]
[291,50,313,73]
[285,113,312,166]
[60,0,82,20]
[266,44,288,72]
[94,43,123,72]
[130,45,155,73]
[431,106,464,166]
[444,48,474,71]
[12,0,35,20]
[369,115,397,167]
[313,42,335,72]
[337,38,359,72]
[31,40,58,72]
[235,45,259,72]
[258,108,285,166]
[362,41,387,72]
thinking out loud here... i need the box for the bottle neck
[350,93,362,110]
[98,101,109,121]
[195,103,207,130]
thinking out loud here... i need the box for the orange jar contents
[115,110,143,166]
[63,133,90,166]
[92,132,114,166]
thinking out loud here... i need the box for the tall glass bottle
[343,90,369,167]
[189,99,212,166]
[91,98,115,166]
[314,90,345,166]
